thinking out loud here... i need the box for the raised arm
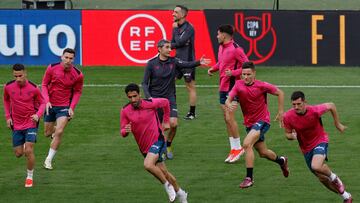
[324,102,347,133]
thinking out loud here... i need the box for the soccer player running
[207,24,248,163]
[142,39,210,159]
[171,5,197,120]
[225,61,289,188]
[42,48,84,170]
[120,83,188,203]
[283,91,352,202]
[3,64,45,187]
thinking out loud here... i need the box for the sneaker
[332,176,345,194]
[164,182,176,202]
[43,159,53,170]
[224,150,234,163]
[183,112,196,120]
[280,156,289,177]
[25,178,33,187]
[166,147,173,160]
[239,177,253,189]
[344,196,353,203]
[229,148,245,163]
[177,190,188,203]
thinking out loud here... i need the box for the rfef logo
[118,14,166,64]
[235,13,276,64]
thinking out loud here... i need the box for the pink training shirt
[229,80,278,127]
[41,63,84,110]
[283,104,329,154]
[211,39,248,92]
[3,80,45,130]
[120,98,170,154]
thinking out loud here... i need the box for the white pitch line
[0,84,359,88]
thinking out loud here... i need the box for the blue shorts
[157,96,177,122]
[304,143,328,173]
[12,128,37,147]
[44,106,70,122]
[219,91,238,105]
[143,136,167,162]
[245,121,270,142]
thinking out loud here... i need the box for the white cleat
[164,182,176,202]
[177,190,188,203]
[43,159,53,170]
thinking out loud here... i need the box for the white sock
[329,172,337,181]
[177,188,185,195]
[229,137,235,149]
[233,137,241,150]
[164,181,170,187]
[27,169,33,179]
[341,191,351,200]
[46,148,57,161]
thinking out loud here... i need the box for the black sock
[167,141,172,147]
[246,168,253,179]
[190,106,196,114]
[274,156,284,165]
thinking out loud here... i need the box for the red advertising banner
[82,10,215,66]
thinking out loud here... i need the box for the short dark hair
[12,63,25,71]
[63,48,76,57]
[157,39,170,48]
[176,5,188,16]
[242,61,255,70]
[291,91,305,101]
[125,83,140,94]
[218,24,234,36]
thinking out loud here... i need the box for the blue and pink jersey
[229,80,278,127]
[283,104,329,154]
[3,80,45,130]
[211,40,248,92]
[120,98,170,154]
[41,63,84,110]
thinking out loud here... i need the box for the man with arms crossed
[208,24,248,163]
[3,64,45,187]
[226,61,289,188]
[171,5,197,120]
[283,91,352,202]
[142,39,210,159]
[120,83,188,203]
[42,48,84,170]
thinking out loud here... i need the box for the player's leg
[166,117,177,159]
[183,70,197,120]
[239,129,260,188]
[12,130,25,158]
[44,106,56,137]
[23,128,37,187]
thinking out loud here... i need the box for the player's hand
[274,111,284,128]
[226,101,237,112]
[200,55,211,66]
[31,114,39,122]
[125,122,132,133]
[225,69,232,77]
[172,22,178,28]
[207,68,214,76]
[68,108,74,119]
[6,118,13,129]
[162,122,170,131]
[46,102,52,115]
[335,122,347,133]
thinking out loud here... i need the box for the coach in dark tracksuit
[171,5,197,120]
[142,39,210,160]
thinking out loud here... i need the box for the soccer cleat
[164,182,176,202]
[229,148,245,163]
[332,176,345,194]
[177,190,188,203]
[43,159,53,170]
[25,178,33,188]
[280,156,289,177]
[183,112,196,120]
[239,177,254,189]
[224,150,234,163]
[344,196,353,203]
[166,147,174,160]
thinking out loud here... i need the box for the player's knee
[242,142,252,151]
[170,122,177,128]
[143,162,154,171]
[311,164,322,172]
[15,151,23,158]
[24,148,33,156]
